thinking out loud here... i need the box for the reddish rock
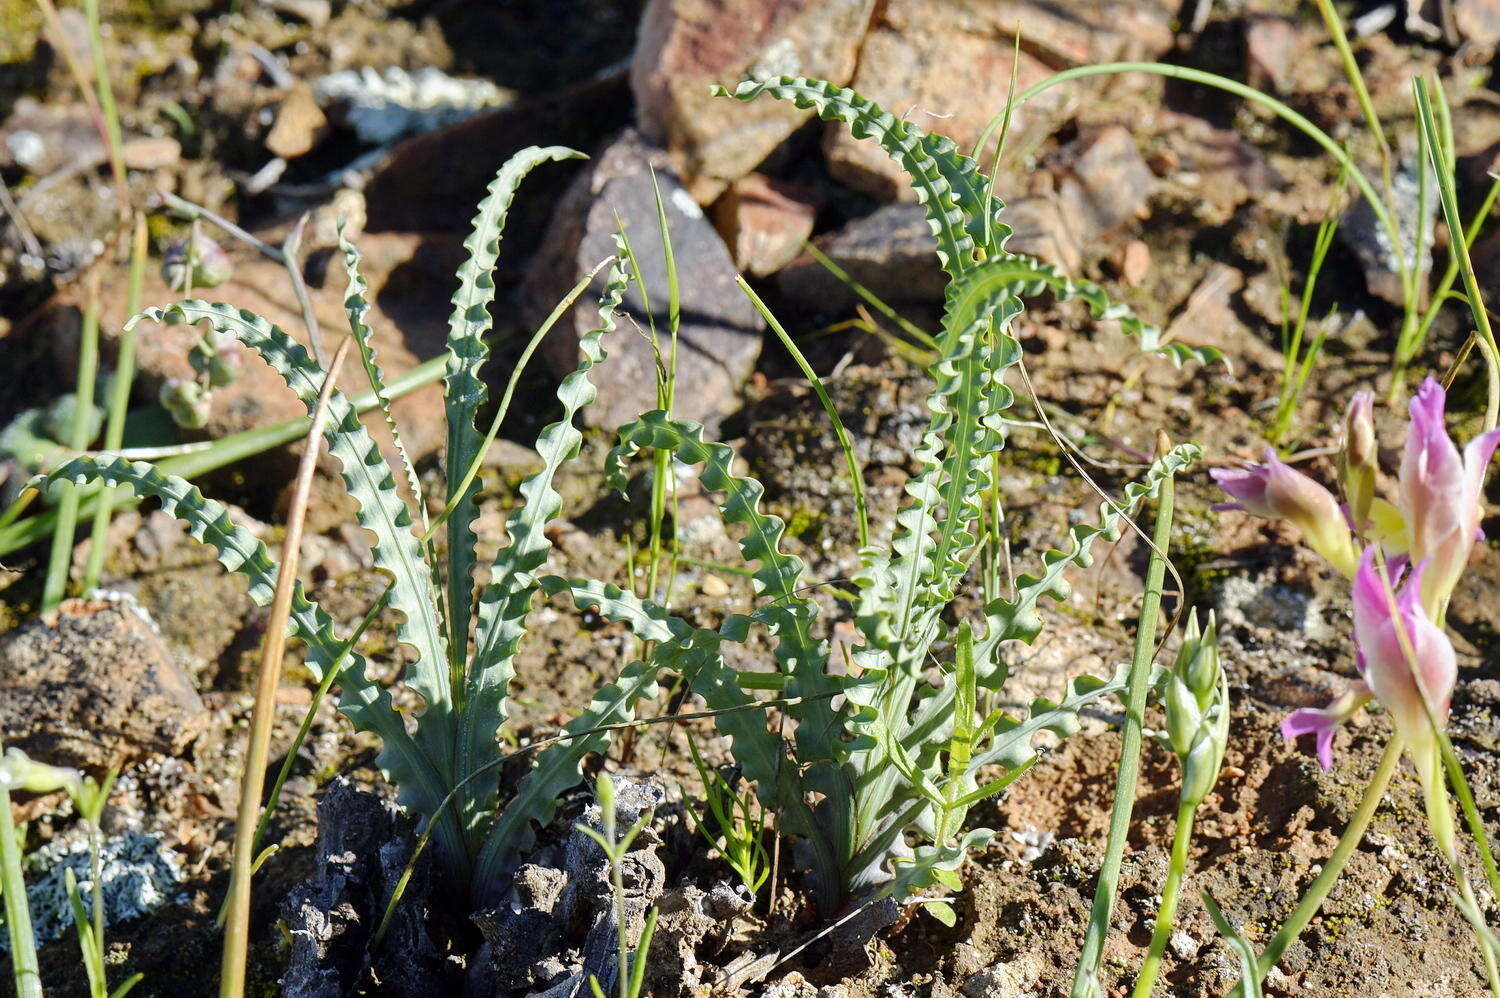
[1058,125,1155,235]
[523,129,764,430]
[1456,0,1500,45]
[52,228,461,468]
[1003,196,1083,276]
[1245,16,1299,94]
[824,0,1175,200]
[712,173,818,277]
[0,598,208,772]
[631,0,877,202]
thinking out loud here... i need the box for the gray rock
[1340,160,1435,304]
[281,779,441,998]
[775,203,946,313]
[0,597,206,772]
[523,129,764,431]
[471,776,667,997]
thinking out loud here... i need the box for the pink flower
[1282,681,1372,770]
[1351,549,1456,742]
[1399,377,1500,615]
[1212,450,1358,575]
[1350,547,1459,854]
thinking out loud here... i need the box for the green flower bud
[190,341,245,388]
[0,747,82,798]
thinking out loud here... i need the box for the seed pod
[191,340,245,387]
[161,234,233,290]
[160,377,211,429]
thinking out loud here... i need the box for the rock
[1339,160,1435,304]
[775,202,946,312]
[631,0,877,202]
[824,0,1174,200]
[1455,0,1500,44]
[0,97,102,175]
[712,173,818,277]
[1118,239,1151,287]
[281,779,440,998]
[1057,125,1154,235]
[121,136,182,170]
[1245,16,1300,94]
[0,597,207,772]
[365,69,629,238]
[472,777,668,996]
[644,882,753,992]
[1003,195,1083,275]
[523,129,764,430]
[265,82,329,159]
[50,228,461,470]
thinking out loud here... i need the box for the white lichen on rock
[313,66,512,146]
[7,828,186,950]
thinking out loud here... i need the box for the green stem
[83,214,148,591]
[43,285,101,610]
[1456,869,1500,996]
[1230,737,1403,997]
[81,0,126,209]
[0,783,43,998]
[1071,449,1176,997]
[1414,76,1500,430]
[1398,175,1500,375]
[1311,0,1390,171]
[1133,798,1200,998]
[738,277,870,549]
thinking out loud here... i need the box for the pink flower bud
[1339,391,1378,532]
[1211,449,1358,575]
[1399,377,1500,614]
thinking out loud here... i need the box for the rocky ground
[3,0,1500,995]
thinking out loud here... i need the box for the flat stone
[1245,16,1300,94]
[632,0,877,202]
[824,0,1174,200]
[1056,125,1155,235]
[522,129,764,430]
[0,598,207,772]
[711,172,818,277]
[775,202,946,313]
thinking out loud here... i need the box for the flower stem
[1230,736,1403,997]
[1071,438,1176,997]
[0,783,43,998]
[1132,798,1201,998]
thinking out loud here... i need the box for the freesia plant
[1212,376,1500,992]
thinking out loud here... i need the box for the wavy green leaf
[129,301,455,786]
[33,456,465,874]
[464,244,630,869]
[444,146,586,664]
